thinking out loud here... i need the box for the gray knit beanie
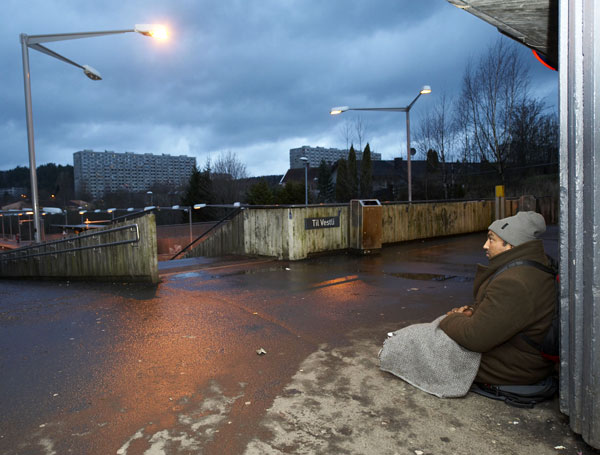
[488,211,546,246]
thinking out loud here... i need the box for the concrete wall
[381,200,494,244]
[185,206,348,260]
[156,222,217,257]
[183,198,556,261]
[185,200,496,261]
[185,211,246,259]
[0,213,158,283]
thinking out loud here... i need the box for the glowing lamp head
[330,106,349,115]
[135,24,168,40]
[420,85,432,95]
[150,27,168,40]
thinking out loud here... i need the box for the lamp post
[27,211,34,241]
[17,213,22,243]
[330,85,431,202]
[20,24,167,243]
[147,191,154,206]
[193,204,207,243]
[300,156,309,205]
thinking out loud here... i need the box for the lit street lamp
[330,85,432,202]
[300,156,309,206]
[20,24,167,243]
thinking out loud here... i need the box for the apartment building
[73,150,196,199]
[289,145,381,169]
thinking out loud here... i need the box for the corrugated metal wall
[559,0,600,448]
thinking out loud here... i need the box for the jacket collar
[473,239,546,293]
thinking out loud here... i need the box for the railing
[170,207,242,260]
[0,224,139,262]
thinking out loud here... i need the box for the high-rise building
[73,150,196,199]
[289,145,381,169]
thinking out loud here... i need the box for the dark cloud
[0,0,557,176]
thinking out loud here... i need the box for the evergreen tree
[426,149,440,171]
[317,160,334,202]
[181,165,213,221]
[246,179,274,205]
[0,164,75,203]
[347,145,358,199]
[0,166,29,188]
[424,149,441,200]
[335,158,351,202]
[359,143,373,198]
[274,182,305,204]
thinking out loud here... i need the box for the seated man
[439,211,556,385]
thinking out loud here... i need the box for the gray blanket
[379,315,481,398]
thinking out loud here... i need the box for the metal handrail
[0,223,139,262]
[170,207,242,260]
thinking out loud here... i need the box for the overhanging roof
[447,0,558,68]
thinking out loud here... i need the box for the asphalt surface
[1,226,596,454]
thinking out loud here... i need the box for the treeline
[415,38,558,199]
[0,164,74,204]
[244,143,373,205]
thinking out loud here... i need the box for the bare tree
[455,102,478,163]
[212,150,248,180]
[211,151,249,203]
[417,93,456,199]
[337,116,368,153]
[354,116,368,153]
[509,98,545,165]
[537,111,559,164]
[339,120,354,151]
[457,38,530,180]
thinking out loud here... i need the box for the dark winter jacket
[439,239,555,385]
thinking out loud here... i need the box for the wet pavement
[1,226,596,454]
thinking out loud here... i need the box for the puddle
[388,272,473,282]
[226,266,292,276]
[172,271,207,279]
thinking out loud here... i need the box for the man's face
[483,230,512,259]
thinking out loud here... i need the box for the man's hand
[446,305,474,317]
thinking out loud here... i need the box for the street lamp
[147,191,154,205]
[330,85,432,202]
[299,156,309,206]
[20,24,167,243]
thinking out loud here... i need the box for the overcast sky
[0,0,558,177]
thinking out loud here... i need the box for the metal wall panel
[559,0,600,448]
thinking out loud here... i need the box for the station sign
[304,216,340,230]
